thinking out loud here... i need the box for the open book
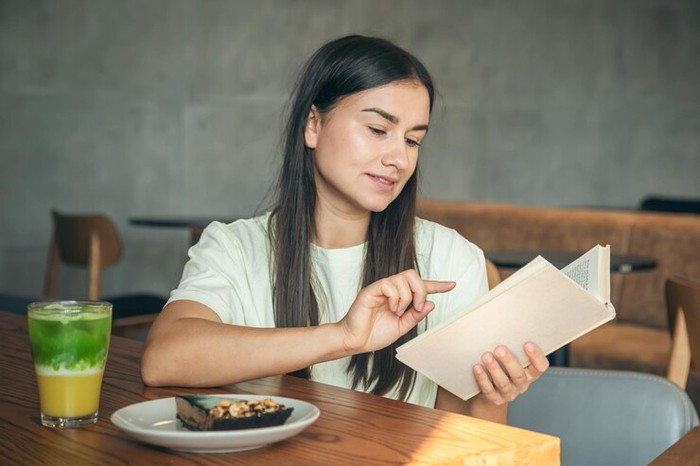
[396,244,616,400]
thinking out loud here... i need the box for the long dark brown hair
[268,35,435,400]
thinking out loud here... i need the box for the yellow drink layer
[36,369,104,418]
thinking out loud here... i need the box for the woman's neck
[313,204,370,249]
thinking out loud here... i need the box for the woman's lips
[368,174,397,190]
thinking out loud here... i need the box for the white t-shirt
[168,213,488,407]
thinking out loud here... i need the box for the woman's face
[305,80,430,216]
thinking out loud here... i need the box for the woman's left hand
[472,342,549,405]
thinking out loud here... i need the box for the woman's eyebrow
[361,107,429,131]
[362,107,398,123]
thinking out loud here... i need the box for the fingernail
[483,353,494,364]
[525,342,535,353]
[474,365,483,375]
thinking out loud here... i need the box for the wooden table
[0,310,560,465]
[650,426,700,465]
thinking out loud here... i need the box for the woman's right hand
[338,269,456,354]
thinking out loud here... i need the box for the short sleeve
[415,219,489,330]
[167,220,273,326]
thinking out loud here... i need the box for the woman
[141,34,548,424]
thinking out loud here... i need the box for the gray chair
[508,367,699,466]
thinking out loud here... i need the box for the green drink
[28,301,112,428]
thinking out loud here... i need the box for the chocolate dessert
[176,395,294,431]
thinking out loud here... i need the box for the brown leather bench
[417,199,700,405]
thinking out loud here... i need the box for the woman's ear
[304,106,320,149]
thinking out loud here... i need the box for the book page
[560,245,610,301]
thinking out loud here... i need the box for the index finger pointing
[423,280,456,295]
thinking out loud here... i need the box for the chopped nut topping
[208,398,287,419]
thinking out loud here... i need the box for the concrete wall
[1,0,698,300]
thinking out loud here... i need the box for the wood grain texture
[1,311,559,465]
[649,426,700,466]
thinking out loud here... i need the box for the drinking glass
[27,301,112,428]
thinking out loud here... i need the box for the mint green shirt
[169,213,487,407]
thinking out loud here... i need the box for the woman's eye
[406,138,421,148]
[368,126,386,136]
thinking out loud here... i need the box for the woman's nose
[381,139,409,169]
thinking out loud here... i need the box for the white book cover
[396,245,616,400]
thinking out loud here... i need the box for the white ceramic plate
[111,394,320,453]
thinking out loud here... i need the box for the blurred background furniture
[0,293,35,315]
[484,258,501,290]
[639,195,700,215]
[666,277,700,409]
[508,367,699,466]
[417,199,700,405]
[650,426,700,466]
[45,210,167,339]
[130,216,239,246]
[188,224,204,246]
[486,250,657,272]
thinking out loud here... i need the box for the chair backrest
[44,210,123,301]
[508,367,699,466]
[666,277,700,389]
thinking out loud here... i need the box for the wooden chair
[485,258,501,289]
[666,277,700,390]
[45,210,167,339]
[188,224,204,246]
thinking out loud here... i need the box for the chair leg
[667,308,691,389]
[88,232,102,301]
[44,237,59,299]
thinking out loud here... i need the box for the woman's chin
[365,200,394,213]
[353,192,400,213]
